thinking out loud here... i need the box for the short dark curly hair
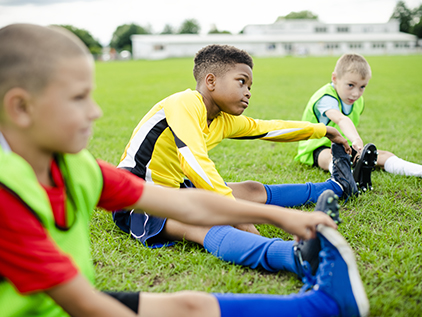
[193,44,254,82]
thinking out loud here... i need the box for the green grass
[90,55,422,316]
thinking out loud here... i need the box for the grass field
[90,55,422,316]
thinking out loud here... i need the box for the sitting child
[296,53,422,191]
[113,44,358,279]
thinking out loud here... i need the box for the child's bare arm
[131,185,337,241]
[325,109,363,153]
[46,274,136,317]
[324,126,352,155]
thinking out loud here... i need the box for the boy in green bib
[0,23,368,317]
[296,53,422,191]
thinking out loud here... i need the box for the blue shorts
[112,179,195,248]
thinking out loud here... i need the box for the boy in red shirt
[0,23,368,317]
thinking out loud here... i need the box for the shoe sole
[315,190,341,224]
[294,190,341,277]
[293,239,320,278]
[353,143,378,192]
[317,224,370,317]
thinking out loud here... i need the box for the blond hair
[334,53,372,80]
[0,24,90,104]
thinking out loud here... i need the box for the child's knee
[240,180,266,202]
[228,180,266,203]
[243,180,264,193]
[377,150,395,167]
[317,148,332,171]
[173,291,219,316]
[379,150,394,157]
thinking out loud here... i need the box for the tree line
[58,18,225,56]
[390,1,422,38]
[61,3,422,56]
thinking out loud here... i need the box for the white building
[131,19,418,60]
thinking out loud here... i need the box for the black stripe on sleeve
[229,133,268,140]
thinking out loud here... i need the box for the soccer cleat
[331,143,358,200]
[293,190,341,280]
[315,189,342,225]
[313,224,370,317]
[353,143,378,193]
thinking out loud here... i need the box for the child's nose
[88,100,103,120]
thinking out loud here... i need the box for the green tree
[414,3,422,16]
[110,23,151,53]
[161,24,175,35]
[412,4,422,38]
[276,10,318,21]
[413,18,422,38]
[208,25,231,34]
[390,1,413,33]
[178,19,200,34]
[58,25,102,56]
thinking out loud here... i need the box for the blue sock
[264,179,342,207]
[204,226,297,273]
[214,289,339,317]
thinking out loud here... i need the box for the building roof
[132,32,417,45]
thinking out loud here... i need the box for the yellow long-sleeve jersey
[119,89,326,199]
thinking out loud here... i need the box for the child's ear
[3,88,33,127]
[331,72,337,84]
[204,73,216,91]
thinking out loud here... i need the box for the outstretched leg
[228,177,343,208]
[163,191,342,278]
[381,150,422,177]
[140,223,369,317]
[162,219,299,274]
[139,289,338,317]
[229,143,357,208]
[216,222,369,317]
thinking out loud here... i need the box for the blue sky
[0,0,421,45]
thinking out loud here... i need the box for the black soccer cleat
[331,143,358,200]
[352,143,378,193]
[293,190,341,280]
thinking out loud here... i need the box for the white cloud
[0,0,97,5]
[0,0,421,45]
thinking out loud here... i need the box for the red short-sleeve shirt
[0,159,145,294]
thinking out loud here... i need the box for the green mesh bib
[0,147,103,317]
[295,83,364,165]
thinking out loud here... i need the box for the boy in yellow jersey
[296,53,422,191]
[0,24,369,317]
[114,44,358,278]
